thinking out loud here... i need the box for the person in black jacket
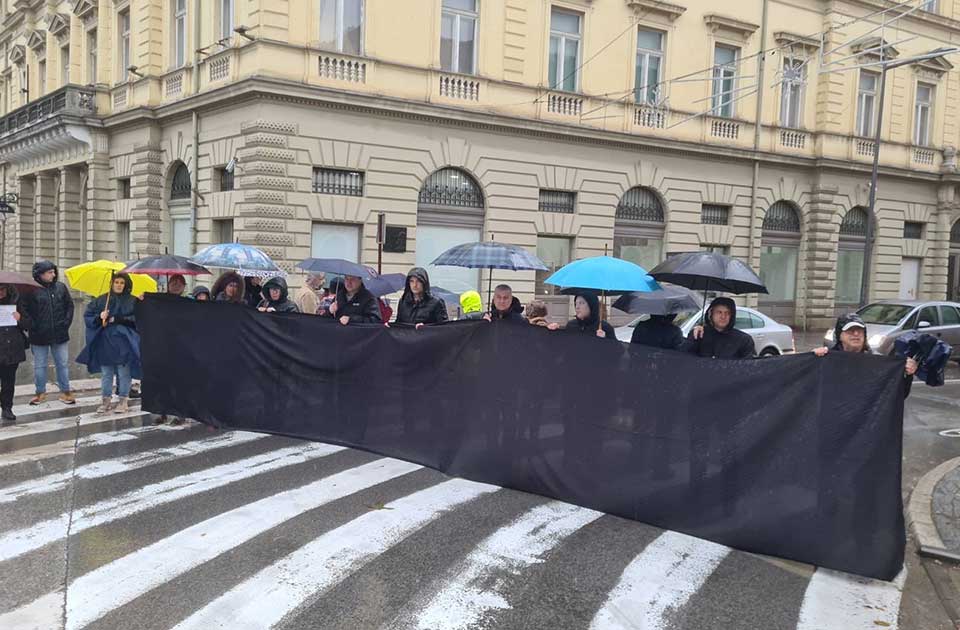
[244,276,263,309]
[396,267,448,328]
[684,297,754,359]
[0,284,30,421]
[484,284,525,322]
[256,277,300,313]
[566,292,616,339]
[212,271,245,304]
[22,260,75,405]
[330,275,382,325]
[630,314,684,350]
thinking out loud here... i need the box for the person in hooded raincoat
[212,271,245,304]
[256,277,300,313]
[191,285,211,301]
[484,285,525,323]
[814,313,917,397]
[21,260,75,405]
[630,314,684,350]
[459,290,484,320]
[565,292,616,340]
[244,277,263,309]
[684,296,755,359]
[0,284,30,421]
[77,273,141,415]
[396,267,448,328]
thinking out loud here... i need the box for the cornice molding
[8,44,25,65]
[703,14,759,40]
[850,36,899,60]
[26,29,46,51]
[47,13,70,40]
[774,31,820,53]
[625,0,686,22]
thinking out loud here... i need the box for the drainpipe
[190,1,201,254]
[747,0,769,307]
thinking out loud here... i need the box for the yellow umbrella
[64,260,158,298]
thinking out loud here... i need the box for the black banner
[138,296,906,580]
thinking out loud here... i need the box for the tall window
[548,8,581,92]
[712,44,739,118]
[221,0,235,40]
[174,0,187,68]
[914,82,934,146]
[441,0,477,75]
[87,30,97,84]
[536,236,571,296]
[213,218,234,244]
[837,207,869,303]
[635,28,663,104]
[856,71,879,137]
[60,45,69,85]
[615,186,665,272]
[780,57,805,128]
[118,10,130,80]
[759,201,801,303]
[319,0,364,56]
[312,223,361,262]
[117,222,131,261]
[922,0,939,12]
[37,60,46,96]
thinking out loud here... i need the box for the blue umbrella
[364,273,406,297]
[296,258,374,279]
[545,256,660,295]
[432,240,548,304]
[191,243,284,278]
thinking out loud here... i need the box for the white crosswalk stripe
[0,414,908,630]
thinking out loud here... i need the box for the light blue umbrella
[190,243,285,278]
[544,256,660,295]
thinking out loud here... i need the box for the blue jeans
[101,364,132,398]
[32,342,71,395]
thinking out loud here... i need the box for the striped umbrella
[431,240,548,303]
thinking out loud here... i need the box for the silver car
[823,300,960,359]
[614,307,796,357]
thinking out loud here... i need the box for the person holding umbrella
[212,271,245,304]
[396,267,448,328]
[257,277,300,313]
[22,261,76,405]
[0,282,31,421]
[684,297,755,359]
[630,314,684,350]
[566,292,616,339]
[484,285,525,322]
[166,274,187,297]
[77,273,141,415]
[330,275,381,325]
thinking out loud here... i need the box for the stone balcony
[0,84,97,139]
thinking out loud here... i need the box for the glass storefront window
[836,249,864,303]
[416,225,480,295]
[614,235,662,272]
[759,245,798,301]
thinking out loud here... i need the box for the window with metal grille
[170,163,191,201]
[313,167,364,196]
[418,168,483,207]
[840,207,869,237]
[217,167,234,192]
[616,187,664,222]
[701,204,730,225]
[904,221,923,239]
[952,220,960,244]
[762,201,800,233]
[538,189,576,214]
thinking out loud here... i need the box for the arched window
[416,168,485,300]
[950,219,960,301]
[837,206,870,305]
[951,219,960,245]
[760,201,801,319]
[614,186,666,273]
[170,162,191,201]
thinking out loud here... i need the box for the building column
[58,166,83,268]
[928,183,957,300]
[801,183,840,331]
[131,145,164,256]
[85,155,114,261]
[34,172,57,263]
[12,176,34,272]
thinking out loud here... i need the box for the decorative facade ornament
[8,45,25,66]
[26,30,46,52]
[47,13,71,40]
[942,146,957,172]
[702,14,759,41]
[625,0,686,22]
[73,0,97,20]
[850,36,900,61]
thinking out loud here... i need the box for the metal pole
[859,65,886,307]
[747,0,769,287]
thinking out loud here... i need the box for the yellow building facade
[1,0,960,327]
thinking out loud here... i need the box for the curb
[3,397,144,426]
[908,456,960,561]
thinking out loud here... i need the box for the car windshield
[857,303,912,325]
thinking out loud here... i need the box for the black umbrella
[122,254,211,277]
[364,273,406,297]
[612,284,701,315]
[648,252,767,294]
[296,258,374,279]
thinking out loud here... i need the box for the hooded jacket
[244,277,264,309]
[684,297,755,359]
[77,273,142,375]
[565,292,616,340]
[335,282,382,324]
[191,285,211,300]
[490,296,526,323]
[212,272,246,304]
[22,260,74,346]
[459,290,484,320]
[630,314,684,350]
[257,277,300,313]
[0,285,29,365]
[396,267,448,325]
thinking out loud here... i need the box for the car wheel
[759,347,780,358]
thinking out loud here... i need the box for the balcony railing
[856,138,877,158]
[634,106,667,129]
[709,118,741,140]
[318,54,367,84]
[547,93,583,117]
[0,84,96,138]
[913,147,935,166]
[779,129,808,150]
[439,75,480,101]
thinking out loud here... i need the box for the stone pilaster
[58,167,82,267]
[801,183,840,330]
[34,173,57,263]
[85,155,114,260]
[130,145,164,256]
[12,176,34,272]
[928,183,957,300]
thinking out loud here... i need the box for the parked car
[614,306,796,357]
[823,300,960,360]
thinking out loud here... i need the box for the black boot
[1,407,16,421]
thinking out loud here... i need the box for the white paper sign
[0,305,17,327]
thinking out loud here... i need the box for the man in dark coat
[630,314,684,350]
[330,275,382,325]
[684,297,755,359]
[243,277,263,309]
[396,267,448,328]
[484,284,525,323]
[565,292,616,340]
[0,284,30,420]
[22,260,75,405]
[256,277,300,313]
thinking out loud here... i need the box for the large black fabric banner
[138,295,906,580]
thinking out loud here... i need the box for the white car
[614,307,796,357]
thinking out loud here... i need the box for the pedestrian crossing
[0,411,908,630]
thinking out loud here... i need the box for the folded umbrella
[191,243,285,278]
[612,284,701,315]
[122,254,210,276]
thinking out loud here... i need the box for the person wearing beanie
[565,292,616,339]
[22,260,76,405]
[190,285,211,301]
